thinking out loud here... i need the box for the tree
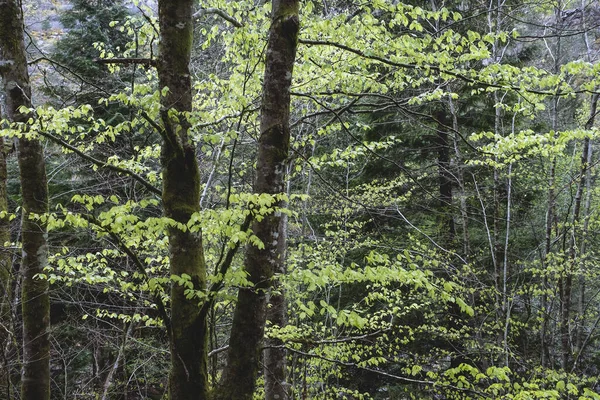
[51,0,131,111]
[0,1,50,399]
[215,1,300,399]
[0,133,13,399]
[5,1,600,399]
[156,0,209,398]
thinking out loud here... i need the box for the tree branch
[36,130,161,196]
[81,214,171,332]
[199,213,253,318]
[209,344,229,357]
[298,39,599,97]
[27,56,111,96]
[280,346,489,398]
[193,7,244,28]
[94,57,156,67]
[284,329,388,346]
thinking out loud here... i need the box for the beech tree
[0,1,50,399]
[0,134,12,400]
[215,1,299,399]
[156,0,209,398]
[5,1,600,399]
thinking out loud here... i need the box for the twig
[280,346,490,398]
[36,130,161,196]
[81,214,171,331]
[193,7,244,28]
[94,58,156,67]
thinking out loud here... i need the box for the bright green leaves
[71,194,106,211]
[427,365,600,399]
[94,309,162,327]
[470,128,598,167]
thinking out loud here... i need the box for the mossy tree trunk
[0,2,50,400]
[215,1,299,399]
[156,1,209,399]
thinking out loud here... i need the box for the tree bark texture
[0,2,50,400]
[0,135,14,400]
[264,207,289,400]
[157,1,208,399]
[215,1,299,399]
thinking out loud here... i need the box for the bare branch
[37,130,161,196]
[209,345,229,357]
[193,7,244,28]
[94,57,156,67]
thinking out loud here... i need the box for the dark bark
[214,1,299,399]
[156,1,208,399]
[17,137,50,400]
[0,1,50,399]
[0,136,13,400]
[264,209,289,400]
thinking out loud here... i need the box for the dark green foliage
[52,0,131,107]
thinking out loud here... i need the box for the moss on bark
[213,1,299,399]
[0,2,50,400]
[157,1,209,399]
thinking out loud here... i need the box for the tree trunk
[264,175,291,400]
[448,95,469,258]
[570,93,598,368]
[215,1,299,399]
[542,155,556,368]
[0,135,13,400]
[574,4,598,368]
[0,2,50,400]
[434,110,455,243]
[156,1,209,399]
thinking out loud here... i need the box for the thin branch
[280,346,489,398]
[199,213,253,317]
[395,205,467,264]
[27,56,111,96]
[37,130,161,196]
[100,321,134,400]
[285,329,388,346]
[140,110,167,140]
[94,57,156,67]
[194,107,259,129]
[135,5,160,37]
[299,39,598,97]
[291,90,485,154]
[193,7,244,28]
[81,214,171,332]
[209,345,229,357]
